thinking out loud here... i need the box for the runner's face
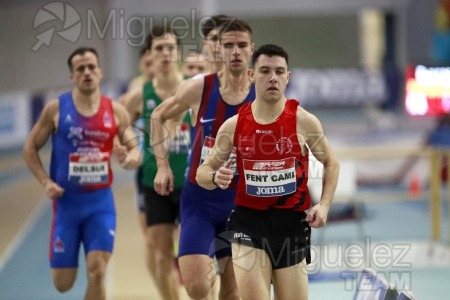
[220,31,254,74]
[150,33,179,74]
[250,54,290,102]
[70,51,103,94]
[182,54,207,77]
[203,29,221,63]
[140,52,154,81]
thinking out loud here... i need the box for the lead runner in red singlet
[196,44,340,300]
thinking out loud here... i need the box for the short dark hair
[139,46,147,57]
[252,44,289,67]
[67,47,99,72]
[145,25,180,51]
[218,18,252,39]
[184,50,202,59]
[201,14,234,38]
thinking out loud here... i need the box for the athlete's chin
[79,87,97,95]
[262,95,282,103]
[228,62,244,70]
[160,65,176,74]
[229,67,245,76]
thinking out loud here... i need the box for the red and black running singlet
[233,99,311,211]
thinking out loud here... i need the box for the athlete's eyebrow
[258,66,286,71]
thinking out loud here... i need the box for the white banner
[286,68,386,106]
[0,92,31,149]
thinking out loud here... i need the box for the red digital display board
[405,65,450,116]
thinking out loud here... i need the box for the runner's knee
[52,270,76,293]
[87,257,107,284]
[184,276,215,299]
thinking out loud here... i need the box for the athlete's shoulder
[36,98,60,128]
[184,74,206,89]
[176,75,205,103]
[44,98,60,116]
[111,100,128,116]
[296,104,312,118]
[191,72,208,80]
[129,88,143,104]
[221,115,238,132]
[295,105,310,120]
[296,105,322,132]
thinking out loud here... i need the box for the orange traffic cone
[408,175,421,198]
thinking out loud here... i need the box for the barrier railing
[334,145,449,243]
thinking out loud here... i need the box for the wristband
[211,171,219,187]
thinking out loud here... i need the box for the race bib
[200,136,237,175]
[68,152,109,185]
[168,122,190,154]
[243,158,296,197]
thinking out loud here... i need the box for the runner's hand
[214,160,234,190]
[112,144,128,166]
[306,202,329,228]
[44,180,64,199]
[154,166,174,196]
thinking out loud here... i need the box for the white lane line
[0,198,50,272]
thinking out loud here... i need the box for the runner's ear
[248,69,254,83]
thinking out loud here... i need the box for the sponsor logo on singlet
[67,127,110,141]
[68,126,83,140]
[275,137,293,155]
[238,135,255,156]
[103,112,112,128]
[200,116,216,124]
[256,129,273,134]
[243,157,296,197]
[146,99,156,109]
[233,232,252,242]
[64,114,73,123]
[54,236,65,253]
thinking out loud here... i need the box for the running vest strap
[233,99,311,211]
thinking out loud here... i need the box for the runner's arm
[23,100,65,198]
[118,89,143,123]
[150,78,203,195]
[297,107,339,228]
[196,116,237,190]
[113,102,141,169]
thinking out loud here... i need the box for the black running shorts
[142,187,181,226]
[227,206,311,269]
